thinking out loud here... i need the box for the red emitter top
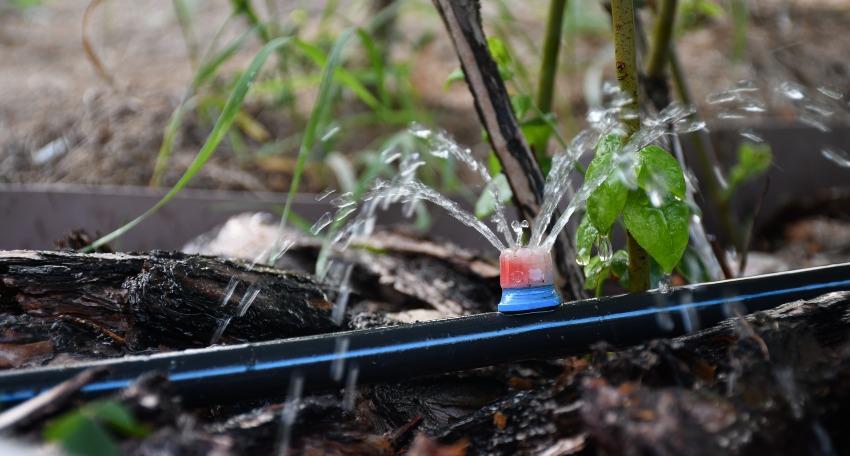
[498,247,560,312]
[499,247,555,288]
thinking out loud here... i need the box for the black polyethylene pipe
[1,262,849,406]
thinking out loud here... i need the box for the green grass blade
[277,29,353,236]
[88,36,292,251]
[355,28,389,105]
[149,97,192,187]
[193,26,255,88]
[150,24,255,187]
[292,37,380,111]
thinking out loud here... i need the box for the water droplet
[277,374,304,456]
[343,365,359,410]
[399,160,426,178]
[739,103,766,113]
[803,102,834,118]
[409,123,431,139]
[799,112,831,132]
[656,310,675,331]
[332,265,354,326]
[678,294,700,333]
[268,239,295,265]
[330,337,350,381]
[674,119,706,133]
[718,110,746,120]
[310,212,333,235]
[511,220,527,246]
[236,285,262,317]
[381,149,401,164]
[320,125,340,142]
[220,278,239,308]
[776,80,806,101]
[209,316,232,345]
[706,91,737,105]
[315,188,335,201]
[597,235,612,262]
[817,85,843,100]
[648,189,664,207]
[575,249,590,266]
[722,299,746,319]
[739,129,764,143]
[333,206,357,223]
[330,192,355,208]
[821,147,850,168]
[657,275,672,294]
[430,147,450,159]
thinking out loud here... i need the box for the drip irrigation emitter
[498,247,560,312]
[0,262,849,406]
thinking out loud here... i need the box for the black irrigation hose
[1,262,849,406]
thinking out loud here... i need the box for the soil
[1,0,849,193]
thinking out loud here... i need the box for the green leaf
[722,141,772,200]
[676,246,711,284]
[44,400,147,456]
[88,401,148,438]
[474,174,513,219]
[622,190,690,273]
[487,150,502,176]
[511,94,532,118]
[610,250,630,286]
[45,413,118,456]
[521,116,554,174]
[87,35,294,251]
[576,214,598,266]
[583,256,610,291]
[586,135,628,234]
[444,68,465,89]
[637,145,686,199]
[596,133,620,156]
[520,116,554,148]
[486,37,514,81]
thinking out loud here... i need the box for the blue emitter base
[498,285,562,313]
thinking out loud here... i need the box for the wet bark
[0,250,335,366]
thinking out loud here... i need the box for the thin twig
[710,237,734,280]
[0,367,106,432]
[82,0,115,87]
[738,177,771,277]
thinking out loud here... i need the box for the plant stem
[730,0,748,61]
[611,0,650,292]
[537,0,568,113]
[534,0,568,163]
[645,0,676,80]
[611,0,639,137]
